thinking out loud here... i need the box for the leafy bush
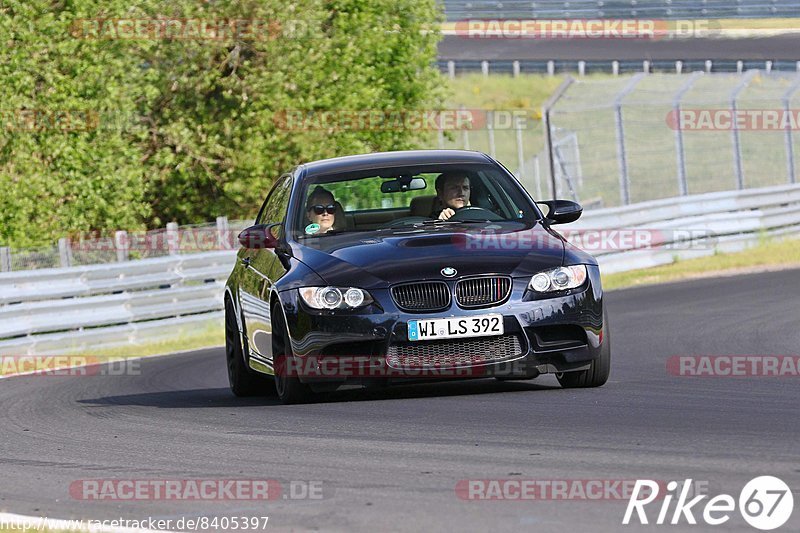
[0,0,444,247]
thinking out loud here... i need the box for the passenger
[305,186,338,234]
[432,171,471,220]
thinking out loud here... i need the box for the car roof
[298,150,494,177]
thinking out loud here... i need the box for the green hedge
[0,0,444,247]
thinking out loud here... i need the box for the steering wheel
[447,206,503,222]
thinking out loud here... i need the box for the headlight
[528,265,587,293]
[298,286,373,309]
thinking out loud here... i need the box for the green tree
[0,0,444,247]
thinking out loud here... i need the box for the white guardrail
[0,252,235,355]
[1,183,799,355]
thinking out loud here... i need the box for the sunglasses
[309,204,337,215]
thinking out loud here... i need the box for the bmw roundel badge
[441,267,457,277]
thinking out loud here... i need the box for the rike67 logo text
[623,477,794,530]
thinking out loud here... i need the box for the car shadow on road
[77,379,561,409]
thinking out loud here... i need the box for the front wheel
[272,303,315,404]
[225,300,275,397]
[557,311,611,388]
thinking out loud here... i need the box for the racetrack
[1,269,799,532]
[438,35,800,61]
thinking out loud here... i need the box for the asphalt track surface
[437,35,800,61]
[1,269,799,532]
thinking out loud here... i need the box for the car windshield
[293,163,539,239]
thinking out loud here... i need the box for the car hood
[291,223,566,289]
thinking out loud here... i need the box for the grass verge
[602,236,800,291]
[0,321,223,377]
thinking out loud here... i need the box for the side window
[257,174,293,225]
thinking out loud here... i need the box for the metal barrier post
[782,74,800,184]
[614,73,646,205]
[216,216,230,250]
[672,72,704,196]
[0,247,10,272]
[58,238,72,268]
[730,70,758,190]
[166,222,180,255]
[115,231,129,262]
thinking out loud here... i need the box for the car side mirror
[238,223,281,249]
[538,200,583,224]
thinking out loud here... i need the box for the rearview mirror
[538,200,583,225]
[238,223,281,249]
[381,176,427,193]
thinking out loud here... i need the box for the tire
[225,299,276,397]
[272,303,314,405]
[557,310,611,389]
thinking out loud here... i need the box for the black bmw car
[225,150,610,403]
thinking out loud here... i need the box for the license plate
[407,314,504,342]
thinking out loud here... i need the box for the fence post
[512,60,520,77]
[613,73,647,206]
[166,222,180,255]
[782,74,800,184]
[58,238,72,268]
[612,61,619,76]
[672,72,704,196]
[542,77,576,200]
[216,216,230,250]
[487,110,496,158]
[533,155,543,200]
[515,124,526,183]
[447,61,455,79]
[578,61,585,77]
[0,247,10,272]
[481,60,489,77]
[730,70,758,190]
[547,60,555,76]
[114,230,129,262]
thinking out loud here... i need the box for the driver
[305,185,338,234]
[432,171,471,220]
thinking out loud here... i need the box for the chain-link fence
[544,71,800,209]
[1,218,251,272]
[433,114,548,200]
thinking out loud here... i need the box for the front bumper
[278,266,605,386]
